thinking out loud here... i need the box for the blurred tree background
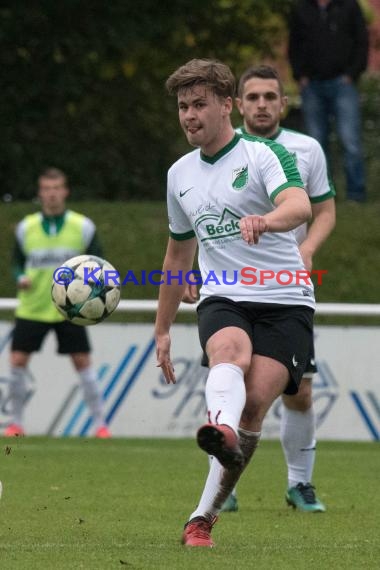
[0,0,296,200]
[1,0,379,202]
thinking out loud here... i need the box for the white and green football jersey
[167,133,315,308]
[238,126,336,244]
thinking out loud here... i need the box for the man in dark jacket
[288,0,369,202]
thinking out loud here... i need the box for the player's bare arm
[240,187,311,245]
[155,236,197,384]
[266,187,311,232]
[299,199,336,271]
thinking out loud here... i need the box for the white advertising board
[0,322,379,440]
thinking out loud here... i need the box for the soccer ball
[51,255,121,326]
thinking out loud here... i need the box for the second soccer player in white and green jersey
[233,64,336,513]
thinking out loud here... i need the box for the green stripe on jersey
[244,133,303,183]
[310,189,336,203]
[270,181,305,202]
[170,230,196,241]
[200,133,241,164]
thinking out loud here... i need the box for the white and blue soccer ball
[51,255,121,326]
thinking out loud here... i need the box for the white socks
[8,365,105,431]
[78,366,105,429]
[208,455,238,498]
[189,363,246,521]
[205,363,246,434]
[8,366,29,425]
[280,405,316,488]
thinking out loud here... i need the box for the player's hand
[155,333,176,384]
[240,215,269,245]
[17,276,32,290]
[182,283,199,304]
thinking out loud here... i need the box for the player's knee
[209,347,251,373]
[283,380,312,412]
[207,329,252,373]
[71,352,91,370]
[10,351,29,368]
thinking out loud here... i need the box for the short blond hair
[166,58,236,99]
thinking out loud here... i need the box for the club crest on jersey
[232,164,248,191]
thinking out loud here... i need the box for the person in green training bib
[4,167,111,438]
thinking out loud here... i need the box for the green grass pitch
[1,438,379,569]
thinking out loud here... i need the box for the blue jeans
[301,77,366,202]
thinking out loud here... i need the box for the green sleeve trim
[270,182,305,203]
[169,229,196,241]
[86,231,104,257]
[310,189,336,203]
[11,240,26,281]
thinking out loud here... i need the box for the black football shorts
[197,296,314,395]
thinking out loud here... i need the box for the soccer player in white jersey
[183,65,335,514]
[155,58,315,547]
[230,65,335,512]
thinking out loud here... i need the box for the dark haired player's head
[236,65,287,138]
